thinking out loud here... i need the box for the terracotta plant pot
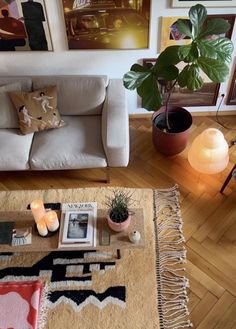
[152,106,192,156]
[107,210,131,232]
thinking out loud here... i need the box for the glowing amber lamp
[188,128,229,174]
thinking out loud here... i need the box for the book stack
[58,202,97,249]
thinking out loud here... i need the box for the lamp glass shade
[188,128,229,174]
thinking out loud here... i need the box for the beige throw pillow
[9,86,65,135]
[0,82,22,128]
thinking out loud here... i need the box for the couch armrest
[102,79,130,167]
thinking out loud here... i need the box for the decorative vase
[152,106,192,156]
[128,231,141,243]
[107,210,131,232]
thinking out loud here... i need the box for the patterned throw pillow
[9,86,65,135]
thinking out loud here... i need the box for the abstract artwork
[61,0,151,50]
[160,14,235,52]
[0,0,53,51]
[160,16,191,52]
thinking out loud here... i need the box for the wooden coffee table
[0,208,145,258]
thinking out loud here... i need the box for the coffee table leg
[117,249,121,259]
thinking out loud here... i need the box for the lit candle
[44,210,59,232]
[37,220,48,237]
[30,199,46,223]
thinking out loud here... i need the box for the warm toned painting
[143,58,220,107]
[0,0,52,51]
[160,16,191,52]
[226,66,236,105]
[62,0,150,50]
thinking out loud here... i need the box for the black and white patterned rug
[0,251,126,312]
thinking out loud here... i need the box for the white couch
[0,75,130,182]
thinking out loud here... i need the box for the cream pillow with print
[9,86,65,135]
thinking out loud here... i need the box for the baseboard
[129,109,236,119]
[190,110,236,116]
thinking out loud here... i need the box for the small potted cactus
[106,190,133,232]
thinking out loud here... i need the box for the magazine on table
[58,202,97,249]
[62,210,93,243]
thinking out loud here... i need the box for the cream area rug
[0,186,192,329]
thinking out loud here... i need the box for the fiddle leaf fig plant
[123,4,234,131]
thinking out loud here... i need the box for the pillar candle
[44,210,59,232]
[30,199,46,223]
[36,220,48,237]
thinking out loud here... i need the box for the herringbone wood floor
[1,115,236,328]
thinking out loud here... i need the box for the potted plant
[123,4,234,155]
[106,190,133,232]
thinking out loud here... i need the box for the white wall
[0,0,235,114]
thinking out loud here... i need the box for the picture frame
[204,14,235,40]
[0,0,53,51]
[160,16,191,52]
[226,66,236,105]
[142,58,220,107]
[160,14,235,53]
[62,210,94,244]
[172,0,236,7]
[61,0,150,50]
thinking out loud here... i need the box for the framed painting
[61,0,151,50]
[226,66,236,105]
[204,14,235,40]
[160,14,235,52]
[142,58,220,107]
[172,0,236,7]
[0,0,53,51]
[160,16,191,52]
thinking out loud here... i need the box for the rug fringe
[37,282,50,329]
[153,185,193,329]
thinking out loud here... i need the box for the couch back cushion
[0,82,23,128]
[0,77,32,92]
[32,76,108,115]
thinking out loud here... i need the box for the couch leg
[106,167,110,184]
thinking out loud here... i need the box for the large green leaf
[137,75,162,111]
[199,18,230,39]
[178,44,191,60]
[177,65,190,88]
[178,64,203,89]
[189,4,207,38]
[123,71,151,90]
[198,38,233,64]
[130,63,150,72]
[197,39,217,59]
[175,19,192,38]
[155,46,181,68]
[197,57,229,82]
[157,65,179,81]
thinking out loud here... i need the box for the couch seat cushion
[0,129,33,170]
[30,115,107,170]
